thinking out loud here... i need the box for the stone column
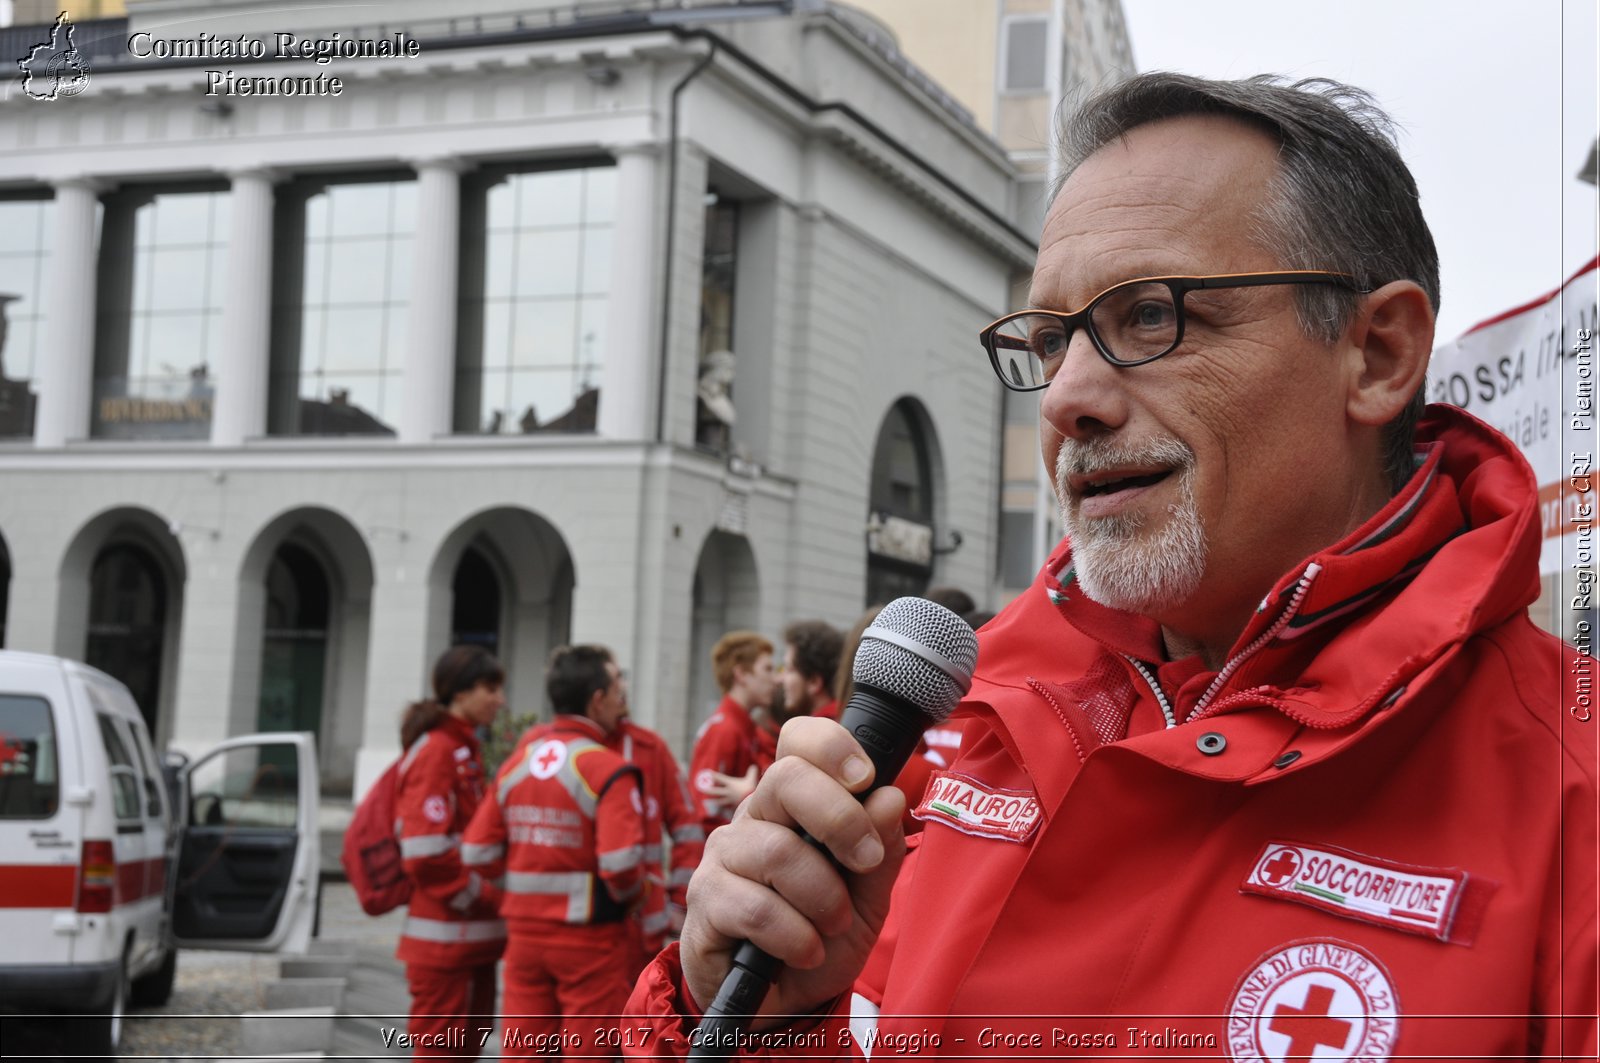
[597,144,659,441]
[35,177,106,447]
[398,157,467,444]
[211,168,279,447]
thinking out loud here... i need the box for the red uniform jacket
[609,721,705,950]
[628,407,1599,1059]
[688,696,775,834]
[394,713,506,968]
[463,715,647,930]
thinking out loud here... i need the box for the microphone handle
[688,687,929,1061]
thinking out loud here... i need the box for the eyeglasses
[979,271,1368,393]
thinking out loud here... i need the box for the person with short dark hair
[463,644,645,1058]
[393,644,507,1058]
[605,709,705,974]
[628,73,1598,1057]
[922,585,977,619]
[779,619,845,722]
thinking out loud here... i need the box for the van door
[169,732,320,953]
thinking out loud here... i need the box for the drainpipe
[654,40,719,444]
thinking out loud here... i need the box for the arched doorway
[451,544,502,655]
[686,530,759,748]
[86,541,169,735]
[430,510,576,719]
[865,398,943,605]
[0,531,10,648]
[237,509,374,793]
[256,541,331,738]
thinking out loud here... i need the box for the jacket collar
[437,711,482,750]
[972,405,1541,779]
[550,713,608,742]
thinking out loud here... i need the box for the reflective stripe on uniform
[504,869,592,923]
[401,915,505,944]
[449,872,482,912]
[643,842,664,864]
[597,844,643,873]
[669,868,694,888]
[556,738,604,818]
[641,910,670,935]
[461,841,503,865]
[672,824,705,843]
[399,732,431,775]
[497,752,534,806]
[400,833,459,859]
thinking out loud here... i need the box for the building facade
[0,0,1038,794]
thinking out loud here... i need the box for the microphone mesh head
[852,596,980,724]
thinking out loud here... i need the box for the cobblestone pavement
[116,878,414,1061]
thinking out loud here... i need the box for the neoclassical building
[0,0,1047,794]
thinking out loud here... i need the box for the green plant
[481,711,541,781]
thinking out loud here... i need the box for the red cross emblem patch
[528,739,566,780]
[1226,939,1399,1062]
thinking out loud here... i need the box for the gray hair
[1056,73,1439,494]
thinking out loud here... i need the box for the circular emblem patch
[1251,845,1305,887]
[422,795,448,823]
[695,769,716,795]
[528,739,566,780]
[1226,939,1399,1062]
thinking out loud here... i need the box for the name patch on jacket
[1241,841,1492,944]
[912,770,1041,843]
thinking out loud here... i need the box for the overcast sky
[1119,0,1598,345]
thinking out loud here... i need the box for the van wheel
[66,950,126,1056]
[130,947,177,1007]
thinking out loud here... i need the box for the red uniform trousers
[501,921,635,1060]
[403,960,497,1058]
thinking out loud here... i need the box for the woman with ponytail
[393,645,508,1057]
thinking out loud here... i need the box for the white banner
[1426,258,1599,576]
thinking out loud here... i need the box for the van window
[127,717,167,821]
[0,694,60,819]
[96,713,142,821]
[188,744,300,830]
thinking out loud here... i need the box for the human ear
[1344,280,1435,427]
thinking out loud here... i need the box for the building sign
[91,376,214,441]
[867,511,934,568]
[1427,257,1598,575]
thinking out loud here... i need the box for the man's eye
[1031,329,1068,359]
[1129,300,1175,328]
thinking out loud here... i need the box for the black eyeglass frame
[979,270,1371,393]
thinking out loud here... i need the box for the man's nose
[1038,329,1130,441]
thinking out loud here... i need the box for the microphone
[689,597,979,1059]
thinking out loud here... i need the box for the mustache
[1055,437,1196,485]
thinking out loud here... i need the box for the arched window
[866,400,937,605]
[86,542,168,733]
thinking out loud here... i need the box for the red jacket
[689,695,775,833]
[609,721,705,947]
[628,407,1599,1058]
[394,713,506,968]
[463,715,646,929]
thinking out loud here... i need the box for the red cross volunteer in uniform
[465,644,647,1059]
[393,645,508,1058]
[625,73,1600,1061]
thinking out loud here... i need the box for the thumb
[740,765,759,785]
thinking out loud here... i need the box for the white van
[0,650,320,1056]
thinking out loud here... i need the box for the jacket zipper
[1123,562,1324,728]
